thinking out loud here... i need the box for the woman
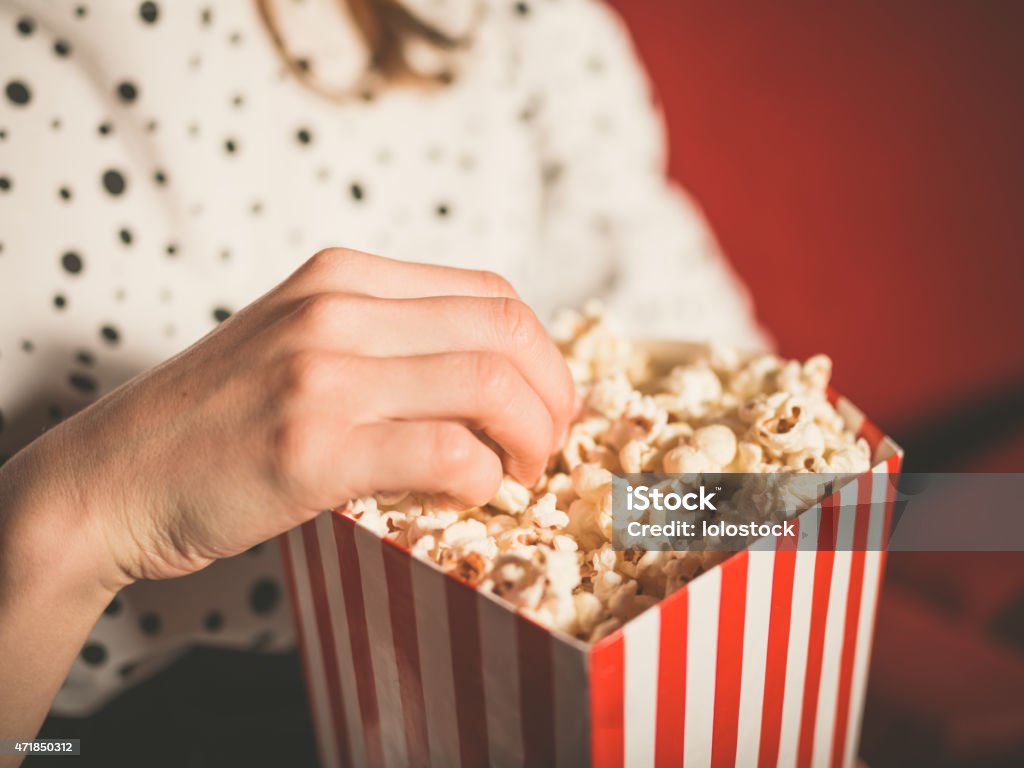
[0,0,763,749]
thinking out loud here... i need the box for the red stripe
[302,522,353,767]
[279,532,323,758]
[711,552,748,767]
[796,501,838,768]
[334,516,386,767]
[381,541,429,768]
[758,524,798,768]
[446,578,489,767]
[830,477,872,768]
[517,617,556,764]
[654,587,688,767]
[590,634,625,768]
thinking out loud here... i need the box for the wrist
[0,427,130,611]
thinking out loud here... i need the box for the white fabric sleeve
[520,0,770,349]
[0,3,292,717]
[0,0,204,460]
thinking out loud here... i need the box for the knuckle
[298,248,365,283]
[280,349,334,401]
[493,297,540,351]
[430,423,480,477]
[270,418,318,489]
[471,352,517,403]
[292,292,346,333]
[476,270,517,299]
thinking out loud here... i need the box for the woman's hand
[4,249,576,591]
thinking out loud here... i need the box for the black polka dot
[68,373,97,393]
[212,307,231,323]
[58,186,72,201]
[53,294,67,309]
[4,80,29,106]
[224,138,238,154]
[228,31,243,45]
[48,404,63,420]
[103,597,122,616]
[231,93,245,108]
[98,121,113,136]
[204,611,224,632]
[118,227,133,245]
[75,6,88,19]
[118,662,137,678]
[514,2,530,16]
[139,612,162,635]
[100,325,121,345]
[350,182,364,201]
[81,643,107,666]
[295,127,312,145]
[16,16,35,36]
[165,243,177,256]
[54,39,72,57]
[200,7,213,27]
[139,2,159,24]
[0,177,10,192]
[102,169,127,195]
[116,81,138,104]
[436,202,451,218]
[76,350,95,366]
[21,339,34,353]
[51,117,63,131]
[153,169,167,185]
[61,251,83,274]
[249,578,281,615]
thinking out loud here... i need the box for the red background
[607,0,1024,446]
[606,2,1024,765]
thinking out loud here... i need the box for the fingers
[271,293,576,452]
[324,421,504,508]
[278,248,520,302]
[344,352,555,483]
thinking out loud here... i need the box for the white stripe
[477,595,524,768]
[623,607,660,767]
[412,562,462,768]
[353,528,408,768]
[735,545,775,766]
[812,485,857,767]
[835,396,866,437]
[553,639,590,768]
[287,527,341,768]
[843,467,889,768]
[316,513,368,767]
[776,506,819,768]
[683,566,721,768]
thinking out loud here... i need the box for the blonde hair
[255,0,471,100]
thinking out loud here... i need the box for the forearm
[0,430,121,760]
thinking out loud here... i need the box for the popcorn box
[279,341,902,768]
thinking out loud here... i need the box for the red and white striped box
[280,353,902,768]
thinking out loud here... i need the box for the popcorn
[339,308,871,643]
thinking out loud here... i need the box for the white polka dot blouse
[0,0,764,715]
